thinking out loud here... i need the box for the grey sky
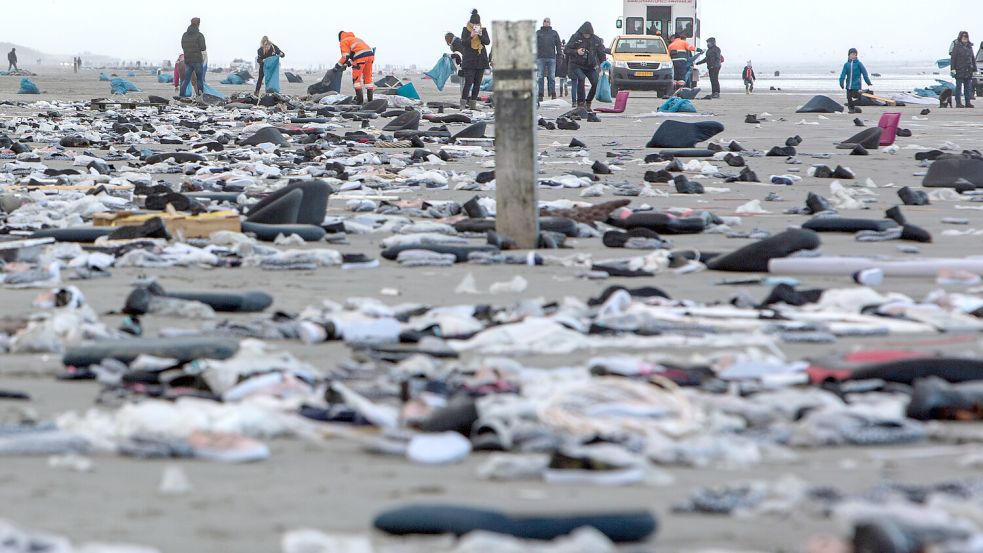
[4,0,981,68]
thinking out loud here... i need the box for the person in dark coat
[564,21,606,110]
[459,9,491,109]
[556,39,569,98]
[696,37,722,98]
[7,48,17,72]
[951,31,978,108]
[445,32,465,95]
[255,36,285,95]
[180,17,208,97]
[536,17,563,102]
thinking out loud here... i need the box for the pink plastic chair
[595,90,630,113]
[878,112,901,146]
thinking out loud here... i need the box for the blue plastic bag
[98,73,110,81]
[127,71,135,77]
[263,56,281,93]
[396,82,420,100]
[110,77,141,95]
[596,61,613,103]
[202,82,224,99]
[480,75,493,92]
[658,97,696,113]
[158,73,174,84]
[425,54,456,92]
[220,74,244,85]
[17,78,39,94]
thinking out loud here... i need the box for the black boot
[354,89,364,105]
[366,89,374,103]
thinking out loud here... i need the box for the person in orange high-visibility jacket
[335,31,375,105]
[667,34,696,83]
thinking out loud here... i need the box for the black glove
[334,63,346,73]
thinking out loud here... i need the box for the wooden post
[493,20,539,250]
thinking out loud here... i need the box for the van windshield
[615,38,667,55]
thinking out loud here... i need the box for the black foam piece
[646,120,724,149]
[246,181,332,225]
[63,337,240,367]
[796,95,845,113]
[706,228,821,272]
[240,221,327,242]
[922,156,983,188]
[836,127,883,149]
[658,149,715,158]
[607,213,707,235]
[380,244,500,262]
[452,122,487,141]
[240,127,290,147]
[31,227,114,243]
[373,505,657,543]
[848,358,983,385]
[144,152,206,164]
[383,110,422,132]
[454,217,578,237]
[165,291,273,313]
[802,217,897,233]
[361,99,389,113]
[246,188,303,225]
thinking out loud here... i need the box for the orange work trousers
[352,56,375,90]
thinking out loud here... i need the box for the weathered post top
[492,20,539,250]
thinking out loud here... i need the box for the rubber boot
[354,89,364,106]
[366,89,374,103]
[551,93,557,100]
[460,98,468,109]
[585,101,593,111]
[469,99,478,110]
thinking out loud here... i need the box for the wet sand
[2,67,983,552]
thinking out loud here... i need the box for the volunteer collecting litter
[335,31,376,105]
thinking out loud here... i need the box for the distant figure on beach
[536,17,563,102]
[668,34,696,82]
[174,54,186,95]
[181,17,208,98]
[839,48,872,114]
[696,37,722,98]
[444,32,465,95]
[336,31,375,105]
[460,9,490,110]
[742,61,756,94]
[557,39,569,98]
[564,21,606,110]
[7,48,17,72]
[255,36,285,96]
[950,31,977,108]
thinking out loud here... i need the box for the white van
[616,0,702,49]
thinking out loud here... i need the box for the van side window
[675,18,694,39]
[626,17,644,35]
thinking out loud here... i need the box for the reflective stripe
[353,49,373,59]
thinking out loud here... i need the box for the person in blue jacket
[839,48,873,114]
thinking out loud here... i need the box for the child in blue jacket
[839,48,873,113]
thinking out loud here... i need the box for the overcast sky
[3,0,981,69]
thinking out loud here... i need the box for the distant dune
[0,42,117,66]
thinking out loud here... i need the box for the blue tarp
[425,54,456,92]
[658,97,697,113]
[596,61,613,103]
[179,65,220,98]
[263,56,281,93]
[17,78,39,94]
[110,77,141,95]
[937,58,951,69]
[397,81,420,100]
[221,74,244,85]
[98,73,110,81]
[158,73,174,84]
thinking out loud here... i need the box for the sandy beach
[2,65,983,552]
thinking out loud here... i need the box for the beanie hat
[470,9,481,24]
[848,48,858,55]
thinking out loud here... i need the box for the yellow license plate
[635,71,654,77]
